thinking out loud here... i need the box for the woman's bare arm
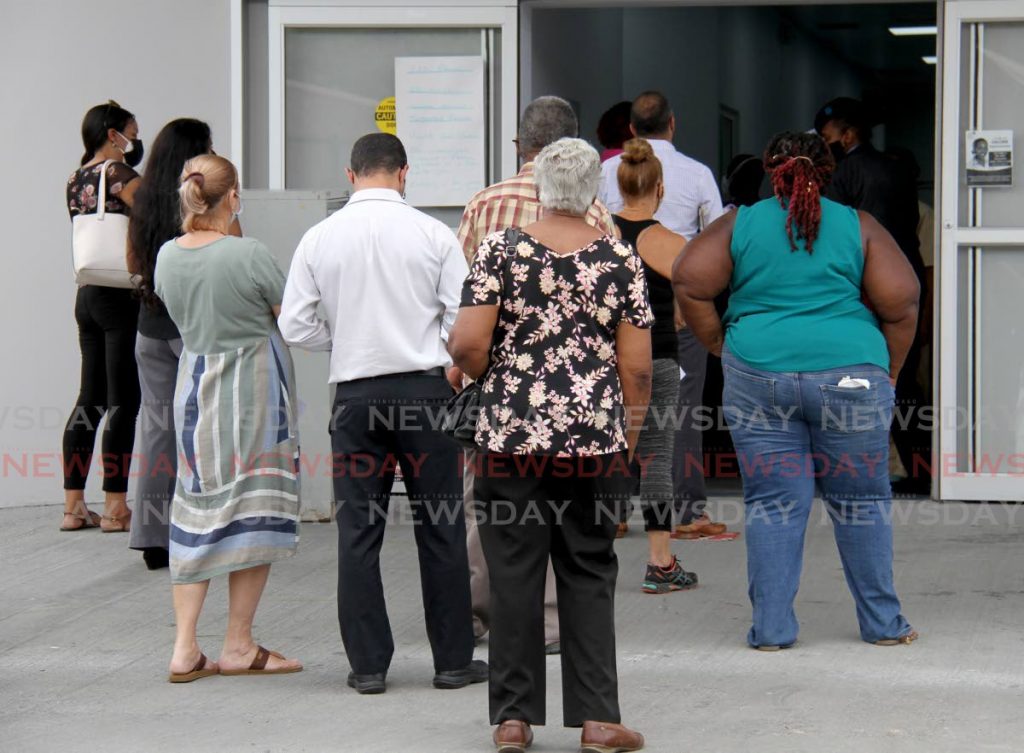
[448,305,499,380]
[672,213,735,356]
[860,211,920,383]
[616,322,652,461]
[636,225,686,281]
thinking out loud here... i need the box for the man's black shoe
[433,659,488,689]
[347,671,386,694]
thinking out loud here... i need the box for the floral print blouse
[67,161,139,219]
[462,229,654,457]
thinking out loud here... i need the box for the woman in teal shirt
[673,132,921,650]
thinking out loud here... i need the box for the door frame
[937,0,1024,500]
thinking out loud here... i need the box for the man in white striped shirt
[599,91,729,540]
[598,91,723,239]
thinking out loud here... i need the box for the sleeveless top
[613,216,678,362]
[724,197,889,372]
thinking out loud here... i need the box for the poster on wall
[395,56,485,207]
[965,130,1013,187]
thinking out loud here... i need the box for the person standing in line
[722,153,765,211]
[674,131,919,650]
[599,91,728,539]
[611,139,698,594]
[61,101,143,533]
[127,118,242,570]
[457,95,617,654]
[155,154,302,682]
[596,101,634,163]
[280,133,483,695]
[815,97,930,496]
[450,137,648,753]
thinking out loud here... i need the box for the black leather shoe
[433,659,488,689]
[347,671,386,694]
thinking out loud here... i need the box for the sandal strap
[192,653,208,673]
[251,645,270,671]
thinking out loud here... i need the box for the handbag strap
[95,159,114,221]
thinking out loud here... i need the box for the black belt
[343,367,446,385]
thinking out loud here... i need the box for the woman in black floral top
[449,138,651,753]
[60,101,143,534]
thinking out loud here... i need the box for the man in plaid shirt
[458,96,616,263]
[456,96,616,654]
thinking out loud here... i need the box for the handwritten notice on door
[395,56,485,207]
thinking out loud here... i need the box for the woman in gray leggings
[612,139,698,593]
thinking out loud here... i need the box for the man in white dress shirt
[279,133,484,695]
[599,91,729,539]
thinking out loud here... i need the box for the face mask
[115,131,145,167]
[233,193,244,222]
[828,140,847,164]
[124,139,144,168]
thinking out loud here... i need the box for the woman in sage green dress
[154,154,302,682]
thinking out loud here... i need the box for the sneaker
[641,556,698,594]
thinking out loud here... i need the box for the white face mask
[234,195,244,220]
[115,131,134,154]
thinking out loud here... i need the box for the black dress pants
[330,373,474,676]
[62,285,141,493]
[474,452,626,727]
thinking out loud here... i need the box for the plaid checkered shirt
[456,162,617,262]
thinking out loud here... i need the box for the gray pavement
[2,498,1023,753]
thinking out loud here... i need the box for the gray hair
[534,138,601,216]
[518,96,579,154]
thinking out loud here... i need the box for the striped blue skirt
[169,334,300,584]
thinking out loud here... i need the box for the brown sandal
[168,653,219,683]
[220,645,303,676]
[875,630,919,646]
[60,510,101,532]
[100,511,132,533]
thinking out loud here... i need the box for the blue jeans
[722,348,911,647]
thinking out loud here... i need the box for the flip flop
[220,645,303,676]
[875,630,919,646]
[60,511,101,531]
[168,653,219,683]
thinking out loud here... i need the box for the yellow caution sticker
[375,96,397,135]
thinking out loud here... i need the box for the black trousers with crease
[475,451,627,727]
[330,373,474,676]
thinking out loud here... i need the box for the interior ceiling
[780,3,938,81]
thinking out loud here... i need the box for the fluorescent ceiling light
[922,55,938,65]
[889,25,938,36]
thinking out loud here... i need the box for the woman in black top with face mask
[61,101,144,533]
[612,138,699,595]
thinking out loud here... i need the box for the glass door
[938,0,1024,500]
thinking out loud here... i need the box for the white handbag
[71,160,137,288]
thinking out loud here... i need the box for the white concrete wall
[0,0,232,507]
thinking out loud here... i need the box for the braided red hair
[763,132,835,253]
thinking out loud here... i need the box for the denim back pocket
[819,381,893,433]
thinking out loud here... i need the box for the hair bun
[620,138,654,165]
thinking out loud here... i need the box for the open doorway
[524,1,938,487]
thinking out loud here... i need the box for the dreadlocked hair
[763,131,835,253]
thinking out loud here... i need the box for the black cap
[814,97,869,135]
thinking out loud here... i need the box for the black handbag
[442,380,484,449]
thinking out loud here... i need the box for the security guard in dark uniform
[815,97,931,496]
